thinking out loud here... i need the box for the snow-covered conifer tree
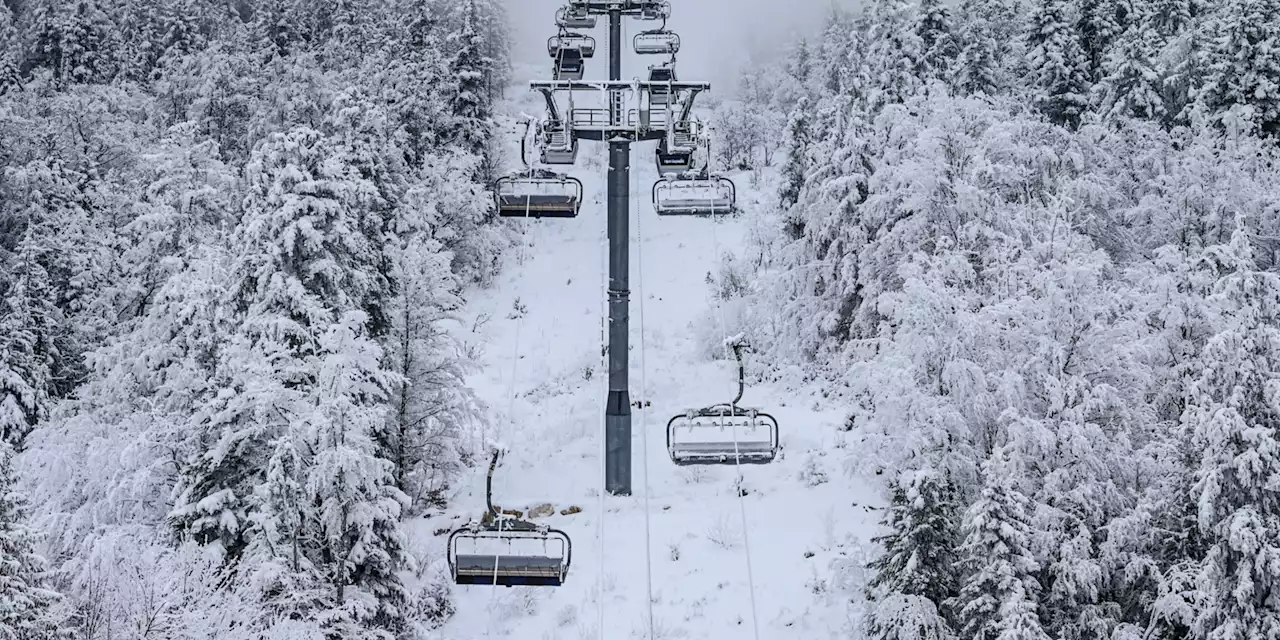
[449,0,494,182]
[1197,0,1280,136]
[779,96,811,219]
[866,469,961,640]
[0,442,68,638]
[951,450,1050,640]
[952,0,1023,97]
[1025,0,1092,128]
[1075,0,1129,80]
[301,312,409,633]
[1095,9,1166,122]
[863,0,924,111]
[915,0,959,84]
[1187,223,1280,640]
[0,234,58,449]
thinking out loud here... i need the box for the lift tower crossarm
[530,80,712,92]
[566,0,670,16]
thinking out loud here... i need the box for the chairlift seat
[634,30,681,55]
[448,525,572,587]
[653,176,737,215]
[496,173,582,218]
[454,555,565,586]
[549,34,596,58]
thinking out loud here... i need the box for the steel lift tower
[541,0,701,496]
[498,0,733,496]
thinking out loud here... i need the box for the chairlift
[556,5,596,29]
[549,33,596,58]
[495,170,583,218]
[647,64,677,108]
[655,139,693,175]
[554,47,585,81]
[639,0,671,20]
[447,450,573,586]
[666,339,779,465]
[634,30,680,55]
[540,124,579,165]
[652,172,737,216]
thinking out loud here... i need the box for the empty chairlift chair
[553,47,585,81]
[652,172,737,216]
[449,521,572,586]
[548,33,596,58]
[634,30,680,55]
[555,5,596,29]
[639,0,671,20]
[647,64,677,109]
[540,124,579,165]
[666,339,779,466]
[655,139,693,175]
[447,450,574,587]
[495,170,583,218]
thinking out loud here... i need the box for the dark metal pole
[605,8,632,496]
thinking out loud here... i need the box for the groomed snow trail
[417,70,884,640]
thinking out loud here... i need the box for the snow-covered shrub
[407,559,456,631]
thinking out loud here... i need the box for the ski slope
[412,66,885,640]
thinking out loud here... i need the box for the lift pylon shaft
[604,7,632,496]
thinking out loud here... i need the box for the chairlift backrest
[648,66,675,83]
[556,6,596,29]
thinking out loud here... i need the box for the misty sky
[501,0,861,94]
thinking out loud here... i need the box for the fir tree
[1025,0,1092,128]
[1076,0,1129,81]
[779,96,811,218]
[449,0,493,182]
[0,232,58,450]
[864,0,923,111]
[1197,0,1280,136]
[951,450,1051,640]
[1095,10,1166,122]
[952,0,1023,97]
[1188,224,1280,640]
[303,311,409,634]
[0,443,68,638]
[866,470,962,640]
[915,0,959,84]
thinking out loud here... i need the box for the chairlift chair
[553,47,585,81]
[647,64,677,108]
[556,5,597,29]
[447,450,573,587]
[549,33,596,58]
[652,172,737,216]
[666,339,779,465]
[540,124,579,165]
[495,170,583,218]
[655,139,693,175]
[639,0,671,20]
[634,30,680,55]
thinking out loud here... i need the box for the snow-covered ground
[413,69,885,640]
